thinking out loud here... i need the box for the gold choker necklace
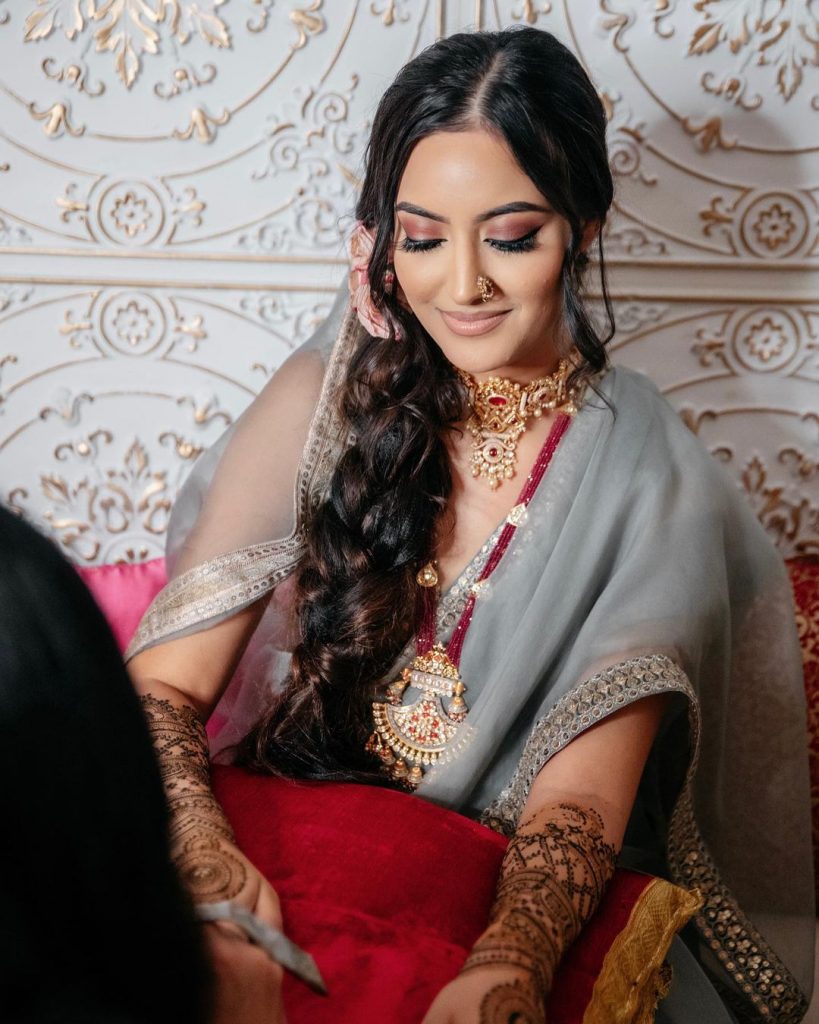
[457,360,579,489]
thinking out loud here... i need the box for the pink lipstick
[439,309,511,336]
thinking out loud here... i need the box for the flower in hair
[347,221,403,340]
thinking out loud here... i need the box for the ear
[389,261,411,311]
[580,220,601,254]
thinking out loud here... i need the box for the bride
[126,26,813,1024]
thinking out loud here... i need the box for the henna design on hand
[140,695,246,902]
[479,978,545,1024]
[462,802,616,996]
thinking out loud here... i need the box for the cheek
[508,255,564,307]
[393,254,439,301]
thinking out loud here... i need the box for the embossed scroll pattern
[0,1,817,562]
[595,0,819,159]
[688,0,819,104]
[0,0,330,143]
[7,429,203,563]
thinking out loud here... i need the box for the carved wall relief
[0,0,816,556]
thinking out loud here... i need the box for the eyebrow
[394,201,551,223]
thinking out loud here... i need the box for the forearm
[140,693,247,902]
[462,802,617,995]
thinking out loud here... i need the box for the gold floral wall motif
[0,0,817,559]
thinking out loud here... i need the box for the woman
[126,28,813,1024]
[0,504,284,1024]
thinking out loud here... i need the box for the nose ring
[477,275,495,303]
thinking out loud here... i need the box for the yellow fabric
[583,880,703,1024]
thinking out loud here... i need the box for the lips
[439,309,511,337]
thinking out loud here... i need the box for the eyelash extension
[398,226,540,254]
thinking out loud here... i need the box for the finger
[254,881,284,931]
[205,918,252,943]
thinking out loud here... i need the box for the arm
[423,693,668,1024]
[130,601,283,926]
[127,347,327,924]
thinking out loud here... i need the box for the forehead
[396,129,544,212]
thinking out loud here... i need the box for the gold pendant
[467,423,524,490]
[368,643,468,789]
[416,561,439,588]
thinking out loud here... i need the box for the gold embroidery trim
[582,879,703,1024]
[125,539,304,660]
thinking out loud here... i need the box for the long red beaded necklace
[367,411,573,788]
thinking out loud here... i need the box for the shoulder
[589,366,737,520]
[597,365,680,426]
[597,365,714,468]
[233,344,331,455]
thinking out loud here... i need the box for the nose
[449,235,483,306]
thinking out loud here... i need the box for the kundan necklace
[366,411,573,788]
[458,359,578,490]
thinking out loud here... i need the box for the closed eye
[397,226,540,255]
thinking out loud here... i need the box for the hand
[174,832,283,931]
[203,923,286,1024]
[421,967,546,1024]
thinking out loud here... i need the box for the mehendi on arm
[140,695,247,902]
[461,802,617,1019]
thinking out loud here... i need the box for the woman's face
[392,128,574,381]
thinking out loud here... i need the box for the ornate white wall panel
[0,0,817,561]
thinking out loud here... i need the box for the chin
[443,345,523,378]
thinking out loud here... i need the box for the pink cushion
[76,558,166,653]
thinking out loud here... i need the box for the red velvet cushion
[787,556,819,903]
[76,557,166,653]
[212,766,659,1024]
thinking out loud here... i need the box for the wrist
[461,920,555,994]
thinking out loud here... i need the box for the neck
[462,354,567,386]
[460,354,569,385]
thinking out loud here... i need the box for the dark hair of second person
[0,504,212,1023]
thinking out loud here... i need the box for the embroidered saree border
[123,539,305,661]
[480,655,694,833]
[667,787,808,1023]
[480,653,808,1023]
[125,306,361,661]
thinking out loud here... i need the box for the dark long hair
[237,28,615,781]
[0,506,212,1023]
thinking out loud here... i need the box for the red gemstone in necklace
[488,395,506,406]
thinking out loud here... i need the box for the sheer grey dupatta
[125,287,360,746]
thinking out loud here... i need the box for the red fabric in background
[213,765,655,1024]
[787,556,819,904]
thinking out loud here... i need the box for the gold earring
[477,275,495,302]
